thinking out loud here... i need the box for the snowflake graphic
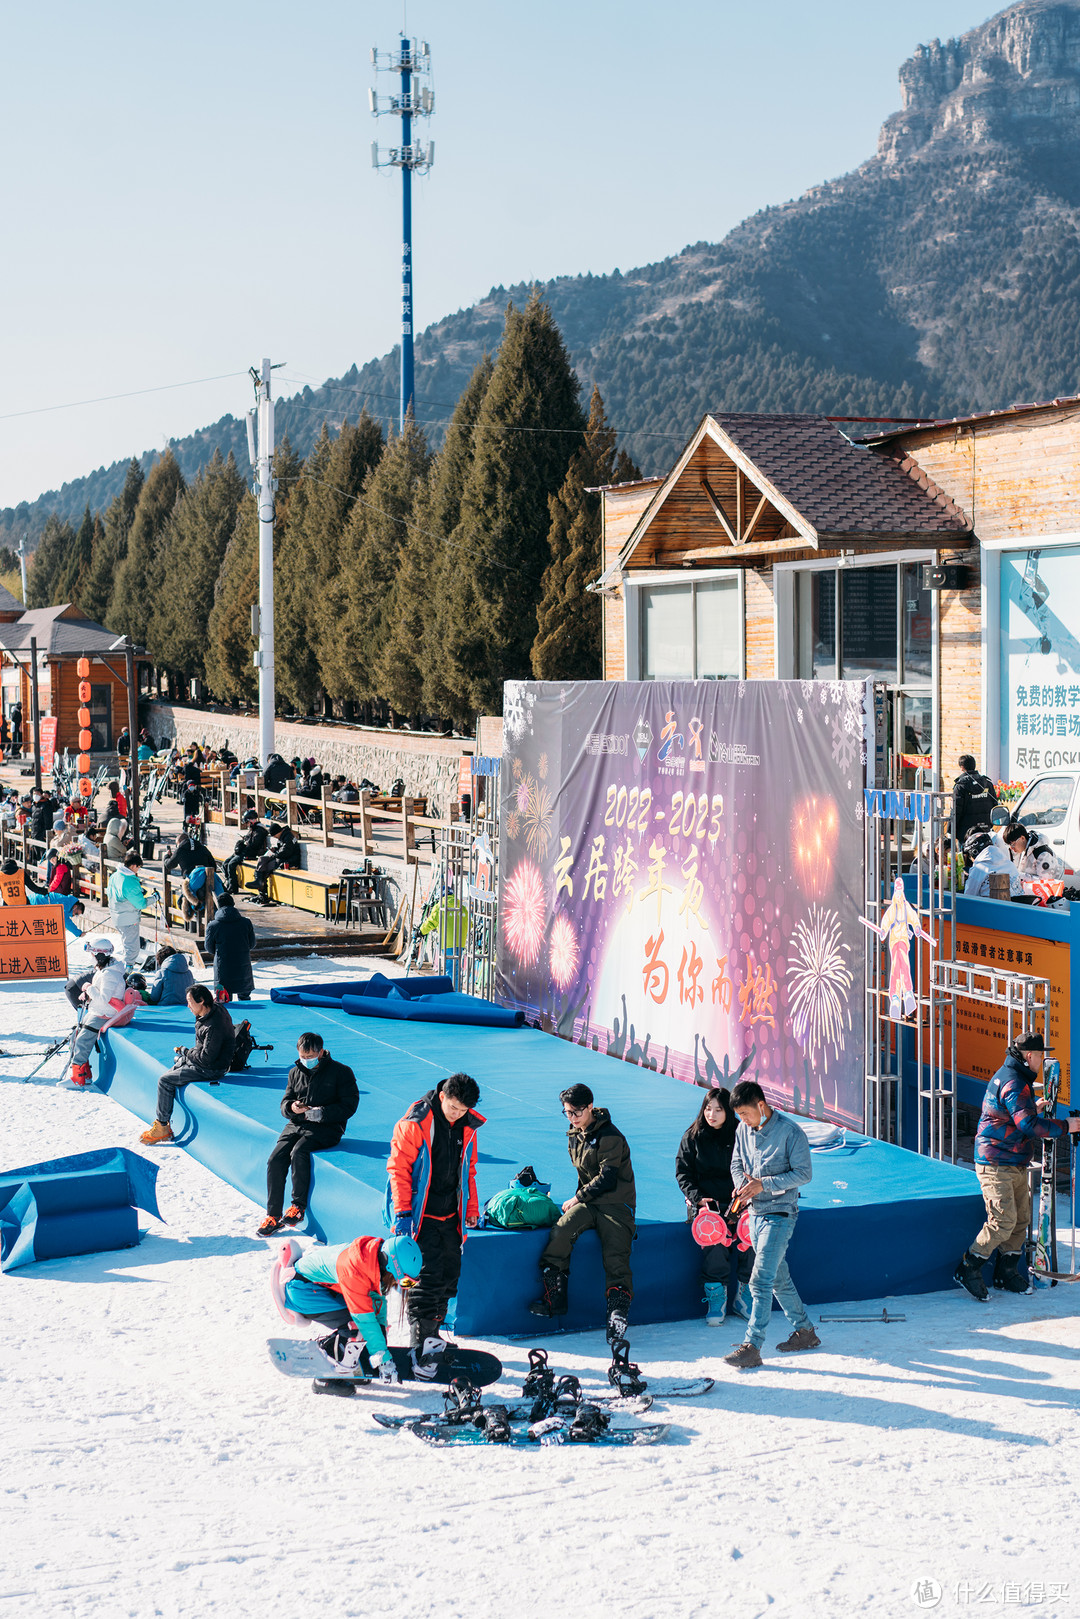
[800,680,814,703]
[797,708,804,725]
[504,683,527,743]
[831,715,857,772]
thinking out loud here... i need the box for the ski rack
[863,790,1051,1162]
[432,756,501,1003]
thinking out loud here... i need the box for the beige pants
[972,1164,1031,1258]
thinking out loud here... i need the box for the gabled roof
[595,413,970,587]
[0,582,21,613]
[0,605,144,659]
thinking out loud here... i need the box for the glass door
[88,684,112,751]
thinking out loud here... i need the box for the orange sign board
[0,904,69,982]
[952,923,1070,1104]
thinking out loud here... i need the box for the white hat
[88,937,114,956]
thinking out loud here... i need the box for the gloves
[394,1213,412,1236]
[305,1106,323,1122]
[373,1352,401,1383]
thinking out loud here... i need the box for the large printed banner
[497,679,868,1128]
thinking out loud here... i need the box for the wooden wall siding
[17,660,135,750]
[745,567,775,679]
[626,438,799,567]
[890,407,1080,543]
[602,484,660,681]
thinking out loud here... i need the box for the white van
[1007,772,1080,877]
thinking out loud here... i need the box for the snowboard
[1031,1063,1062,1284]
[406,1417,672,1448]
[371,1392,655,1430]
[599,1375,713,1402]
[267,1338,503,1387]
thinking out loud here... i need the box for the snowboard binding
[608,1337,648,1397]
[476,1404,512,1444]
[522,1348,558,1419]
[567,1403,610,1443]
[441,1377,484,1426]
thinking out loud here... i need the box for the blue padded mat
[94,998,984,1334]
[270,974,525,1028]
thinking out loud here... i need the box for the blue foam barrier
[0,1147,162,1272]
[272,974,525,1028]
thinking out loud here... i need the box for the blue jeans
[745,1211,812,1348]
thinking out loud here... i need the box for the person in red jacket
[273,1233,422,1388]
[385,1072,483,1361]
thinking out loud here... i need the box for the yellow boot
[139,1120,174,1146]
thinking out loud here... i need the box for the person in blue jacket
[143,944,195,1006]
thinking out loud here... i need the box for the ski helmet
[381,1234,422,1286]
[963,828,992,862]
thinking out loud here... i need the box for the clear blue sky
[0,0,996,509]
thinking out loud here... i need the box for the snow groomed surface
[93,999,984,1335]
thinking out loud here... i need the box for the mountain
[8,0,1080,549]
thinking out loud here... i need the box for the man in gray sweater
[724,1080,820,1369]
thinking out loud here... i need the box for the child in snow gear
[106,850,156,965]
[529,1084,636,1335]
[140,986,235,1145]
[68,938,127,1086]
[676,1086,755,1323]
[723,1082,819,1368]
[258,1033,359,1235]
[954,1031,1078,1300]
[385,1072,484,1358]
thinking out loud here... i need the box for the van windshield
[1015,776,1074,829]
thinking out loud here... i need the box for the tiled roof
[0,607,141,658]
[0,582,21,612]
[711,413,971,539]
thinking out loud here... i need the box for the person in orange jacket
[384,1072,484,1363]
[273,1233,422,1384]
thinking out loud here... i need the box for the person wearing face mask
[257,1033,359,1236]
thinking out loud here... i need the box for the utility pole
[371,37,434,431]
[17,533,28,605]
[29,636,42,793]
[247,360,276,769]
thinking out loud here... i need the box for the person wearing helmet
[222,810,269,896]
[256,1032,359,1236]
[68,938,128,1087]
[385,1072,484,1362]
[274,1232,422,1384]
[964,823,1024,898]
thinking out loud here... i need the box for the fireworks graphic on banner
[786,905,854,1065]
[504,808,520,840]
[524,779,554,859]
[548,912,580,989]
[790,794,838,900]
[503,859,547,966]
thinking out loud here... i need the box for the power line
[0,371,249,423]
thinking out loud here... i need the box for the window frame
[624,568,745,682]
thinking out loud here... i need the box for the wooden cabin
[0,604,151,755]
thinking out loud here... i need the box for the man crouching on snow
[724,1080,819,1370]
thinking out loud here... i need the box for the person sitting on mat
[257,1032,359,1236]
[68,937,128,1088]
[385,1072,484,1364]
[676,1086,755,1326]
[142,943,195,1006]
[529,1082,637,1347]
[272,1233,422,1388]
[140,985,235,1146]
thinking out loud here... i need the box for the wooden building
[0,604,150,755]
[595,400,1080,789]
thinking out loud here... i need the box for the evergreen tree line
[26,294,639,731]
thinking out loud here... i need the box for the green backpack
[484,1168,561,1230]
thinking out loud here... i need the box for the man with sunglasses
[529,1083,636,1343]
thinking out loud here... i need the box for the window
[795,563,930,686]
[1015,776,1074,830]
[640,578,740,680]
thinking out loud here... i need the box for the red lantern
[78,778,93,798]
[78,681,92,703]
[77,658,90,678]
[78,707,91,727]
[78,729,93,751]
[77,753,91,774]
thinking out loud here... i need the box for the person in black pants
[139,986,235,1146]
[258,1032,359,1235]
[676,1086,755,1325]
[223,811,269,895]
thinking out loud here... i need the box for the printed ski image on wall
[496,679,869,1128]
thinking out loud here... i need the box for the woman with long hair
[675,1087,754,1325]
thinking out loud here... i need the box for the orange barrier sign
[953,923,1070,1104]
[0,904,68,982]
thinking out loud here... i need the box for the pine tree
[205,438,302,704]
[275,416,383,712]
[532,387,641,681]
[81,458,145,624]
[322,416,431,710]
[26,516,77,607]
[55,505,96,607]
[109,451,185,644]
[437,292,585,726]
[148,451,247,684]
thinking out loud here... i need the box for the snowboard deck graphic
[267,1338,503,1387]
[406,1417,672,1448]
[371,1392,655,1430]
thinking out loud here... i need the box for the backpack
[484,1166,561,1230]
[229,1018,274,1072]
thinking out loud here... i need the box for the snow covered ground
[2,950,1079,1619]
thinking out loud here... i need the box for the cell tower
[371,37,435,431]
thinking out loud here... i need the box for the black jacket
[263,826,301,869]
[177,1002,235,1074]
[165,834,217,878]
[263,755,293,792]
[954,771,999,842]
[280,1053,359,1130]
[30,797,58,843]
[567,1107,636,1210]
[675,1115,739,1217]
[203,906,256,997]
[235,824,269,861]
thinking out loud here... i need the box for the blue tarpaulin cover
[271,974,525,1028]
[0,1147,162,1272]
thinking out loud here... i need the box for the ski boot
[311,1379,355,1398]
[953,1249,990,1302]
[993,1250,1029,1294]
[476,1404,511,1444]
[608,1336,648,1397]
[528,1265,568,1319]
[730,1282,753,1320]
[605,1285,631,1345]
[703,1282,726,1326]
[567,1403,610,1443]
[521,1348,557,1419]
[69,1061,92,1088]
[441,1377,484,1426]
